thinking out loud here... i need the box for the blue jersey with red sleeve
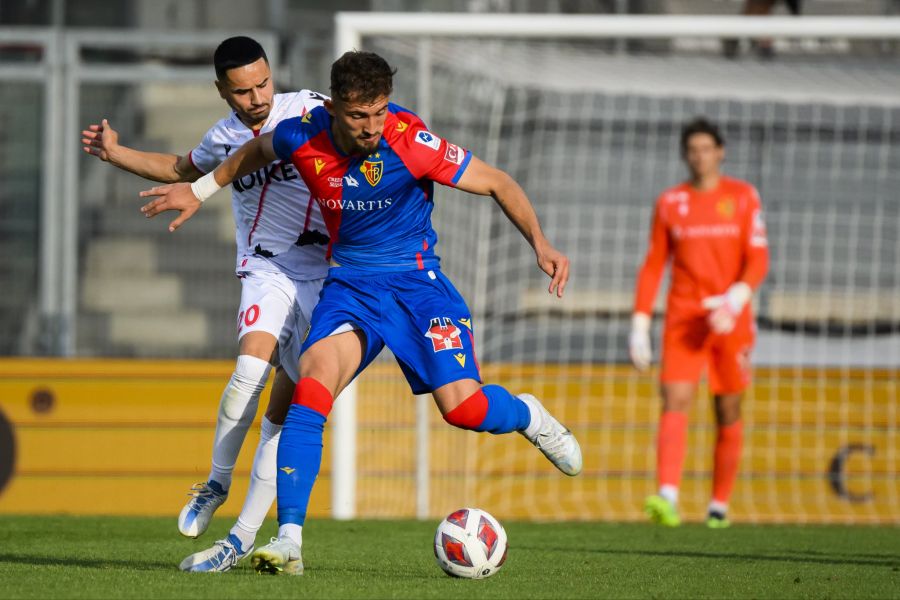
[271,103,472,271]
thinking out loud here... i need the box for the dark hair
[214,36,268,80]
[330,51,396,103]
[680,117,724,154]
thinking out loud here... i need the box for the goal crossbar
[336,14,900,55]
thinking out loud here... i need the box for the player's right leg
[252,323,374,576]
[646,316,708,526]
[178,272,291,539]
[645,382,696,527]
[707,395,742,529]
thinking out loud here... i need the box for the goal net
[336,14,900,524]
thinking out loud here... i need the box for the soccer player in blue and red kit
[140,51,582,575]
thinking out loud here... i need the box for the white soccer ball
[433,507,508,579]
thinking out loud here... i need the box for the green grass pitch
[1,515,897,599]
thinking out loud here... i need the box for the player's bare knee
[300,333,365,395]
[661,382,695,413]
[297,362,340,396]
[433,379,481,416]
[714,393,742,425]
[238,331,278,362]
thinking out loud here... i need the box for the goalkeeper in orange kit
[630,118,769,527]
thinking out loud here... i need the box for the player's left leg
[707,392,742,528]
[431,380,582,476]
[706,324,754,528]
[386,269,581,475]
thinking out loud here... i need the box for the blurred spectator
[723,0,803,59]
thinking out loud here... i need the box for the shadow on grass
[0,553,175,571]
[518,546,899,568]
[780,549,899,562]
[308,564,442,580]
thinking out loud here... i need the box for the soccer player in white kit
[81,37,328,572]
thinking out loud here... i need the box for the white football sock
[278,523,303,549]
[708,499,728,515]
[659,484,679,506]
[208,355,271,490]
[521,396,543,439]
[230,416,281,549]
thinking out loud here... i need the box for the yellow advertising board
[0,359,896,524]
[0,359,332,519]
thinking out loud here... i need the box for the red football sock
[657,411,688,490]
[712,420,743,504]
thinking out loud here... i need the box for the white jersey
[189,90,330,281]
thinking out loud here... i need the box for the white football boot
[178,481,228,538]
[179,533,253,573]
[518,393,583,476]
[251,536,304,575]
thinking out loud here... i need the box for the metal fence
[0,28,278,358]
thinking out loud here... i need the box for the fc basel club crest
[360,157,383,186]
[425,317,463,352]
[717,196,736,219]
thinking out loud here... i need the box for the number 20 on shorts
[237,304,261,333]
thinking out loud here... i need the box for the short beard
[349,138,379,156]
[234,104,270,128]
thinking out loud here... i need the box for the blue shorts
[301,267,482,394]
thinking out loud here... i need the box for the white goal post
[329,13,900,524]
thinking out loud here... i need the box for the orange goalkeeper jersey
[634,175,769,318]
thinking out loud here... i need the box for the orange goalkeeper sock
[657,411,688,493]
[712,420,743,505]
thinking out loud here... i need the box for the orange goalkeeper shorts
[660,310,755,395]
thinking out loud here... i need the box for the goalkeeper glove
[629,312,652,372]
[701,282,752,335]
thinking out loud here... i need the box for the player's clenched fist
[139,182,202,232]
[629,312,652,372]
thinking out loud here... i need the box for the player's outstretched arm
[455,156,569,298]
[139,132,277,232]
[82,118,201,184]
